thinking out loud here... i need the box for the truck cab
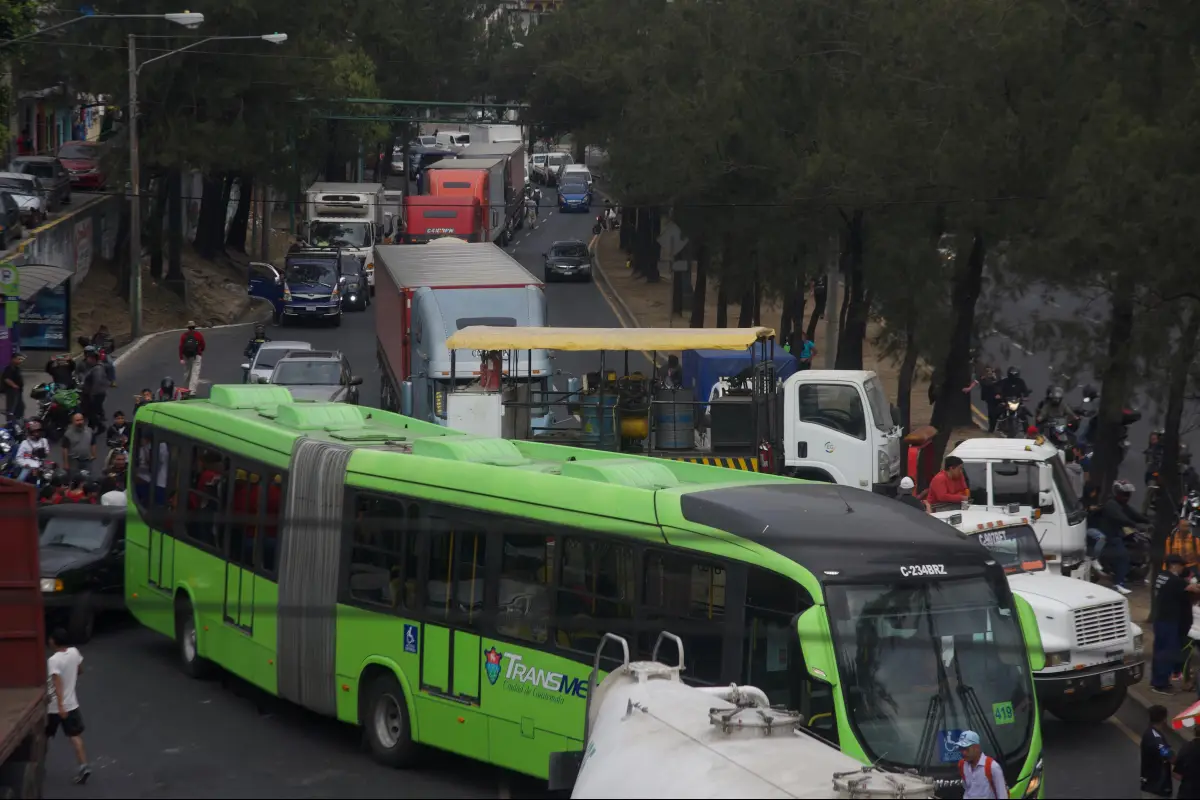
[935,509,1143,723]
[949,437,1089,578]
[401,195,483,243]
[781,369,903,492]
[247,249,352,327]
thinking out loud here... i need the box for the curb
[1126,681,1191,750]
[589,232,640,330]
[110,298,274,367]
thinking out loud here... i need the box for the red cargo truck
[0,479,46,798]
[401,194,483,243]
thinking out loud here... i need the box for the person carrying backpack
[178,321,205,394]
[954,730,1006,798]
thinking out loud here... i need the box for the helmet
[1113,479,1136,496]
[254,323,266,337]
[1081,384,1099,401]
[1007,367,1020,379]
[160,377,175,393]
[1048,386,1065,401]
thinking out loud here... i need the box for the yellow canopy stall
[445,326,776,352]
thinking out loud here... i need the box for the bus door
[142,436,179,595]
[418,517,489,760]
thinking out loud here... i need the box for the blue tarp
[681,347,797,405]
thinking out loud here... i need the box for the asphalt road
[979,281,1196,486]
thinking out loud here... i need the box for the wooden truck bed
[0,687,43,765]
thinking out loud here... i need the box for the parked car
[0,171,48,226]
[9,155,71,209]
[241,340,314,384]
[56,141,107,190]
[38,504,126,644]
[0,191,25,248]
[340,257,370,311]
[543,239,593,283]
[262,350,362,404]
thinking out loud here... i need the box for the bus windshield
[825,575,1033,772]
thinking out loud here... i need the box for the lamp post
[0,11,205,47]
[128,32,288,339]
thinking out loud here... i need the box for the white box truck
[303,182,387,291]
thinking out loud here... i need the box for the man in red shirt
[178,322,206,395]
[925,456,971,511]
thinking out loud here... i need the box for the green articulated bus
[125,385,1045,797]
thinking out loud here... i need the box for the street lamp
[127,32,288,338]
[0,11,205,46]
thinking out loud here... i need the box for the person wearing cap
[2,352,26,420]
[1151,553,1200,694]
[895,476,925,511]
[954,730,1006,798]
[178,322,205,395]
[924,456,971,511]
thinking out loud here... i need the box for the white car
[241,340,314,385]
[0,171,48,226]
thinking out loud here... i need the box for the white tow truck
[550,632,936,798]
[935,509,1144,723]
[303,182,392,292]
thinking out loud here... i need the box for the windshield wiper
[45,541,92,552]
[951,647,1007,766]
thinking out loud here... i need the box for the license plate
[1106,649,1122,660]
[1100,672,1116,689]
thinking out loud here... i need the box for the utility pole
[127,34,143,339]
[260,184,270,262]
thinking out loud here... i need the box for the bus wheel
[1044,684,1126,724]
[175,597,212,680]
[362,672,418,768]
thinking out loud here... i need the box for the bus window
[229,467,262,568]
[133,428,152,506]
[556,537,635,661]
[642,551,726,684]
[497,530,553,644]
[348,493,418,610]
[261,473,285,575]
[187,447,229,551]
[425,510,486,625]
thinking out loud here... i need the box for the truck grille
[1073,602,1127,648]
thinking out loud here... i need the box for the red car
[56,141,106,190]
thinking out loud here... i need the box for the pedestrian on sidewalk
[179,321,205,394]
[954,730,1006,799]
[2,352,25,420]
[1151,555,1200,695]
[895,476,926,511]
[46,627,91,784]
[1141,704,1175,798]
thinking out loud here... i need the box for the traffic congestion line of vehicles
[119,384,1046,796]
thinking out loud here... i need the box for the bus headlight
[40,578,62,593]
[1023,757,1044,797]
[1044,650,1071,668]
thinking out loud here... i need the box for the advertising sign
[18,280,70,350]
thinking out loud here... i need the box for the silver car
[241,340,313,385]
[264,350,361,403]
[0,172,47,226]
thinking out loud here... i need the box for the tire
[361,671,420,768]
[1043,684,1127,723]
[67,593,96,644]
[332,313,343,328]
[176,596,212,679]
[0,731,45,799]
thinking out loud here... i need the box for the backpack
[182,331,200,358]
[958,757,995,796]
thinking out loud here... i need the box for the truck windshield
[1049,456,1085,518]
[826,575,1033,773]
[40,518,110,552]
[973,525,1047,575]
[864,376,893,432]
[284,261,337,288]
[309,220,371,248]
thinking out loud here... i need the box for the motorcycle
[38,386,81,442]
[1183,490,1200,527]
[1040,416,1078,452]
[995,396,1029,438]
[0,423,18,473]
[1092,525,1152,586]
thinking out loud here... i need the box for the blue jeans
[1104,537,1130,586]
[16,467,30,482]
[1153,622,1182,688]
[104,360,116,384]
[1087,528,1105,558]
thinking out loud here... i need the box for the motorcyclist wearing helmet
[997,367,1030,401]
[1096,479,1151,594]
[244,323,271,360]
[1075,384,1100,445]
[1035,385,1080,428]
[157,377,186,402]
[14,420,50,482]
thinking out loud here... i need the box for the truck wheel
[1044,684,1127,724]
[67,593,96,644]
[0,729,46,799]
[176,596,213,679]
[361,671,420,768]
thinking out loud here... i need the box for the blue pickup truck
[248,248,352,327]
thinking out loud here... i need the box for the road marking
[989,328,1033,355]
[1109,713,1141,746]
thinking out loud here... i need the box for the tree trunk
[1089,276,1139,495]
[690,241,708,328]
[736,284,754,327]
[193,173,225,259]
[929,229,987,464]
[752,275,762,326]
[619,206,635,252]
[1149,309,1200,605]
[323,120,339,181]
[716,283,728,328]
[226,174,253,252]
[148,174,168,281]
[167,167,183,280]
[897,318,920,476]
[836,210,868,369]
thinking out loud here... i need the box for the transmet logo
[484,647,503,685]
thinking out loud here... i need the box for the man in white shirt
[955,730,1006,798]
[46,627,90,784]
[100,476,127,507]
[14,420,50,482]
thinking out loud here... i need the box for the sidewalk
[1125,583,1198,744]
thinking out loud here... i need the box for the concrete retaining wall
[1,194,121,285]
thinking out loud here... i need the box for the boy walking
[46,628,90,784]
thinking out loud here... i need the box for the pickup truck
[0,479,47,798]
